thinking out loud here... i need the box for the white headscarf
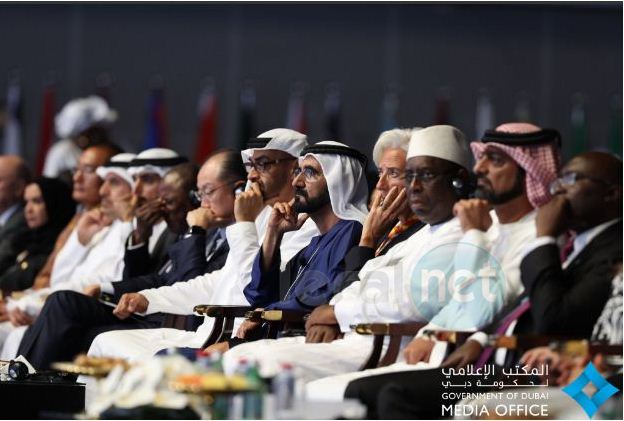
[128,148,187,178]
[299,141,369,224]
[55,96,117,139]
[241,128,308,165]
[96,153,136,188]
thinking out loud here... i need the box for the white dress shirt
[332,217,465,333]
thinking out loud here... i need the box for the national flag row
[1,76,621,170]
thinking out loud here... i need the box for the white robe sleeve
[141,221,263,314]
[49,229,96,287]
[52,222,133,292]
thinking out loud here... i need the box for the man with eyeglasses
[15,158,237,369]
[342,152,622,421]
[215,125,471,383]
[1,153,137,358]
[520,150,622,336]
[203,141,368,355]
[84,128,319,362]
[333,123,563,416]
[385,123,561,368]
[303,129,425,345]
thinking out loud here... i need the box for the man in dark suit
[17,150,247,369]
[343,151,623,419]
[0,155,31,275]
[521,150,622,337]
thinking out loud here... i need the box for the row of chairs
[190,304,623,369]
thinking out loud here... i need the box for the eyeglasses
[404,169,449,185]
[244,157,296,173]
[72,165,98,176]
[293,166,322,181]
[549,172,614,195]
[378,168,405,180]
[191,181,234,202]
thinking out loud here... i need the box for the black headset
[7,360,29,380]
[450,174,477,199]
[6,360,74,383]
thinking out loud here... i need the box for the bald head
[0,155,31,212]
[571,151,623,186]
[556,151,622,232]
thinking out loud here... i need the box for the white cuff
[100,282,115,295]
[520,236,557,260]
[468,331,488,347]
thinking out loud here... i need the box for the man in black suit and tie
[17,150,246,369]
[343,151,622,419]
[521,150,622,336]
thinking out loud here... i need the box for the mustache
[294,188,308,198]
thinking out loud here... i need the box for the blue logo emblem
[562,362,620,418]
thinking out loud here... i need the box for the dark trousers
[345,369,454,419]
[17,290,157,370]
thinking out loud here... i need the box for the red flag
[286,82,307,134]
[195,81,218,164]
[35,84,55,175]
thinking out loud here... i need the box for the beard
[293,188,331,213]
[474,171,524,205]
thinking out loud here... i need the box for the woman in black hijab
[0,177,75,293]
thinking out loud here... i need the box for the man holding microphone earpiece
[85,129,320,361]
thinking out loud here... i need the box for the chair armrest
[352,322,426,337]
[421,329,476,345]
[353,322,427,369]
[193,305,253,318]
[261,309,309,323]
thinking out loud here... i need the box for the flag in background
[608,94,622,157]
[323,82,341,140]
[2,73,22,156]
[475,89,495,138]
[35,83,56,175]
[380,86,399,132]
[570,93,588,159]
[95,72,113,105]
[194,78,218,164]
[238,80,256,150]
[514,91,531,122]
[434,87,451,125]
[286,82,307,134]
[144,77,168,150]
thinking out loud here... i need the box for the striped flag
[570,93,587,158]
[2,75,22,156]
[144,79,168,150]
[95,72,113,105]
[238,80,256,150]
[380,87,399,131]
[35,83,56,175]
[323,83,341,140]
[475,89,495,138]
[194,79,218,164]
[286,82,307,134]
